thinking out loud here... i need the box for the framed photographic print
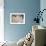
[10,13,25,24]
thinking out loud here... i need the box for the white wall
[0,0,4,43]
[40,0,46,27]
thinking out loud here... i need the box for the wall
[4,0,40,42]
[40,0,46,27]
[0,0,4,42]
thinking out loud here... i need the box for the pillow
[17,37,25,46]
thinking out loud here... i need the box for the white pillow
[17,37,25,46]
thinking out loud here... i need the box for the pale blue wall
[40,0,46,27]
[4,0,40,42]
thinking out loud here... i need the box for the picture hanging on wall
[10,13,25,24]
